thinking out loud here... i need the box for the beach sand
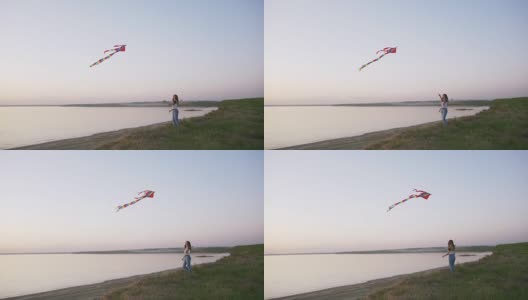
[4,268,180,300]
[270,266,447,300]
[12,122,171,150]
[279,121,442,150]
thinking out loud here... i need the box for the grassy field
[97,98,263,150]
[103,244,263,300]
[367,242,528,299]
[366,97,528,149]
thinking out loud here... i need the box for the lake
[0,106,216,149]
[0,253,228,298]
[264,106,488,149]
[264,252,490,299]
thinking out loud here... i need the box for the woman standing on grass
[442,239,456,272]
[438,93,449,126]
[169,94,180,127]
[182,241,192,272]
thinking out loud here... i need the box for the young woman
[182,241,192,272]
[169,94,180,127]
[438,93,449,126]
[442,239,456,272]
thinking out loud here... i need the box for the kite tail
[387,189,432,212]
[359,53,386,71]
[89,51,117,68]
[115,198,142,212]
[387,197,410,212]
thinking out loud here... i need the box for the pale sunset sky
[0,151,263,253]
[265,151,528,254]
[0,0,263,105]
[265,0,528,105]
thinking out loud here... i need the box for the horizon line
[264,98,495,106]
[0,96,265,107]
[0,243,264,255]
[264,243,501,256]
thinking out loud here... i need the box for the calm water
[265,106,488,149]
[265,252,490,299]
[0,106,216,149]
[0,253,228,298]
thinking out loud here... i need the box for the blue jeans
[172,108,179,127]
[441,108,448,126]
[449,254,456,272]
[183,255,191,272]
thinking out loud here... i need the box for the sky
[265,151,528,254]
[0,151,263,253]
[0,0,263,105]
[265,0,528,105]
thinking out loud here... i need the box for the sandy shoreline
[4,270,155,300]
[11,121,171,150]
[278,120,442,150]
[4,254,229,300]
[10,108,217,150]
[269,266,446,300]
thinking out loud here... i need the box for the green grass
[367,242,528,300]
[103,244,263,300]
[366,97,528,149]
[98,98,263,149]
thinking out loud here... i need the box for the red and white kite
[387,189,431,212]
[359,47,397,71]
[90,44,126,68]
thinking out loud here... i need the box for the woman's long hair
[448,239,455,251]
[185,241,192,250]
[443,94,449,102]
[172,94,179,105]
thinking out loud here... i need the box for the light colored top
[172,103,179,109]
[184,246,191,255]
[440,100,448,109]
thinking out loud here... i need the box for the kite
[359,47,397,71]
[387,189,431,212]
[89,44,126,68]
[116,190,155,212]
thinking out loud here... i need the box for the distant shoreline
[0,100,220,108]
[265,245,494,256]
[264,100,492,107]
[0,247,232,255]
